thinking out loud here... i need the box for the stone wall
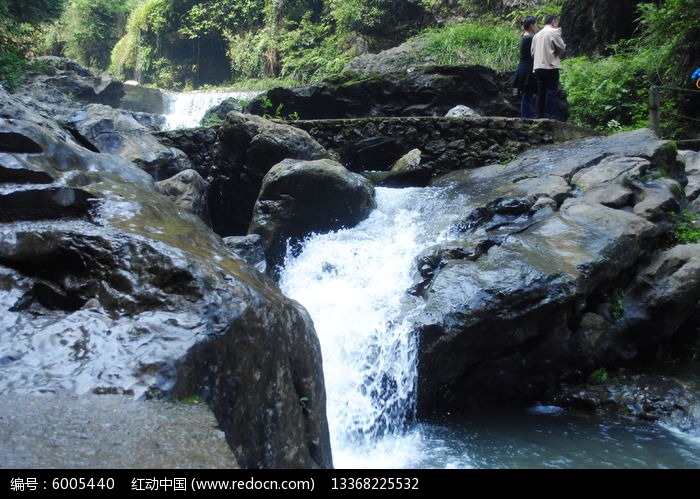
[291,117,599,176]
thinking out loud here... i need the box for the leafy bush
[561,52,652,132]
[561,0,700,138]
[43,0,136,70]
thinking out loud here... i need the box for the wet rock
[157,112,329,236]
[65,104,191,180]
[416,129,696,414]
[249,158,376,270]
[0,108,332,468]
[224,111,329,177]
[223,234,266,272]
[0,185,94,222]
[155,169,210,224]
[555,373,700,424]
[365,148,432,188]
[27,56,124,108]
[246,66,517,120]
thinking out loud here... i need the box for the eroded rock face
[65,104,191,180]
[26,56,125,108]
[0,97,332,468]
[416,129,695,414]
[249,158,376,270]
[246,66,517,120]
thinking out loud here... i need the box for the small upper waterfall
[279,186,472,467]
[161,90,260,130]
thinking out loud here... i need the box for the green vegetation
[178,395,205,405]
[419,23,519,72]
[42,0,138,70]
[561,0,700,139]
[671,211,700,245]
[3,0,697,138]
[609,289,625,322]
[0,0,66,90]
[588,368,609,385]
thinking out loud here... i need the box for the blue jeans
[534,69,560,120]
[520,90,537,119]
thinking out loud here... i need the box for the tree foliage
[43,0,137,70]
[0,0,66,89]
[561,0,700,138]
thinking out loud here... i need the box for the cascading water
[161,90,260,130]
[279,186,472,467]
[279,186,700,469]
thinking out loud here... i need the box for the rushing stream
[279,186,700,469]
[162,90,260,130]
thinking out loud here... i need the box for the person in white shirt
[531,15,566,119]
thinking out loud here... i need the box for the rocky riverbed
[1,56,698,468]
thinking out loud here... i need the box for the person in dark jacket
[513,16,538,119]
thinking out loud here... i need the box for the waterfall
[279,186,472,467]
[161,90,260,130]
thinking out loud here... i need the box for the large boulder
[246,66,517,120]
[26,56,125,108]
[156,112,330,236]
[416,129,694,414]
[64,104,191,180]
[249,158,376,270]
[0,96,332,468]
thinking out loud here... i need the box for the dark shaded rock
[0,101,332,468]
[0,186,94,222]
[561,0,644,57]
[246,66,517,120]
[28,57,124,108]
[343,136,408,171]
[249,158,376,270]
[155,169,210,224]
[0,131,43,153]
[555,373,700,425]
[64,104,191,180]
[368,148,433,187]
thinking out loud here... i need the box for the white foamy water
[279,186,700,469]
[279,187,469,467]
[162,90,260,130]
